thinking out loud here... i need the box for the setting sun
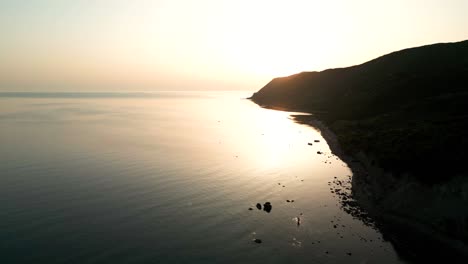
[1,1,468,263]
[1,0,467,91]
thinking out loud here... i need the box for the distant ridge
[251,40,468,183]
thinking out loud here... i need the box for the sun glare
[209,0,334,78]
[1,0,467,90]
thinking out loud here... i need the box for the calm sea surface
[0,91,406,263]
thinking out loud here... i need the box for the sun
[212,1,331,78]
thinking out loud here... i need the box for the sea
[0,91,407,263]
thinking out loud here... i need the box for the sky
[0,0,467,92]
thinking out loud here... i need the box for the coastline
[247,39,468,262]
[290,113,468,262]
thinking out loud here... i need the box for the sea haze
[0,91,405,263]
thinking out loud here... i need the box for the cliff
[251,40,468,184]
[251,40,468,261]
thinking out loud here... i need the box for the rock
[308,143,313,146]
[253,238,262,243]
[263,202,272,213]
[286,200,291,202]
[343,200,358,207]
[256,203,262,210]
[248,207,253,210]
[317,151,323,154]
[314,140,320,142]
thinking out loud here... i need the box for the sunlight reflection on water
[0,91,405,264]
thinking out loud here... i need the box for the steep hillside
[251,40,468,183]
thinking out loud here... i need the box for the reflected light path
[0,91,405,264]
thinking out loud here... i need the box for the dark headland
[250,40,468,262]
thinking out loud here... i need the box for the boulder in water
[263,202,272,213]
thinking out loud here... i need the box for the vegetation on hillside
[251,40,468,183]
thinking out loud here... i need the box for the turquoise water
[0,91,406,263]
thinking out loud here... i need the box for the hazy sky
[1,0,467,91]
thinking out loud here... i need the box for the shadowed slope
[251,40,468,183]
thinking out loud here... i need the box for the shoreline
[291,114,377,224]
[290,113,468,262]
[247,102,468,264]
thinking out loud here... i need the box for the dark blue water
[0,92,406,263]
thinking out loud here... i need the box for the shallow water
[0,91,406,263]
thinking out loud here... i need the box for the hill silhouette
[251,40,468,184]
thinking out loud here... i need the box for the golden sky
[1,0,467,91]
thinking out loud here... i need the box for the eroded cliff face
[299,116,468,261]
[350,151,468,255]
